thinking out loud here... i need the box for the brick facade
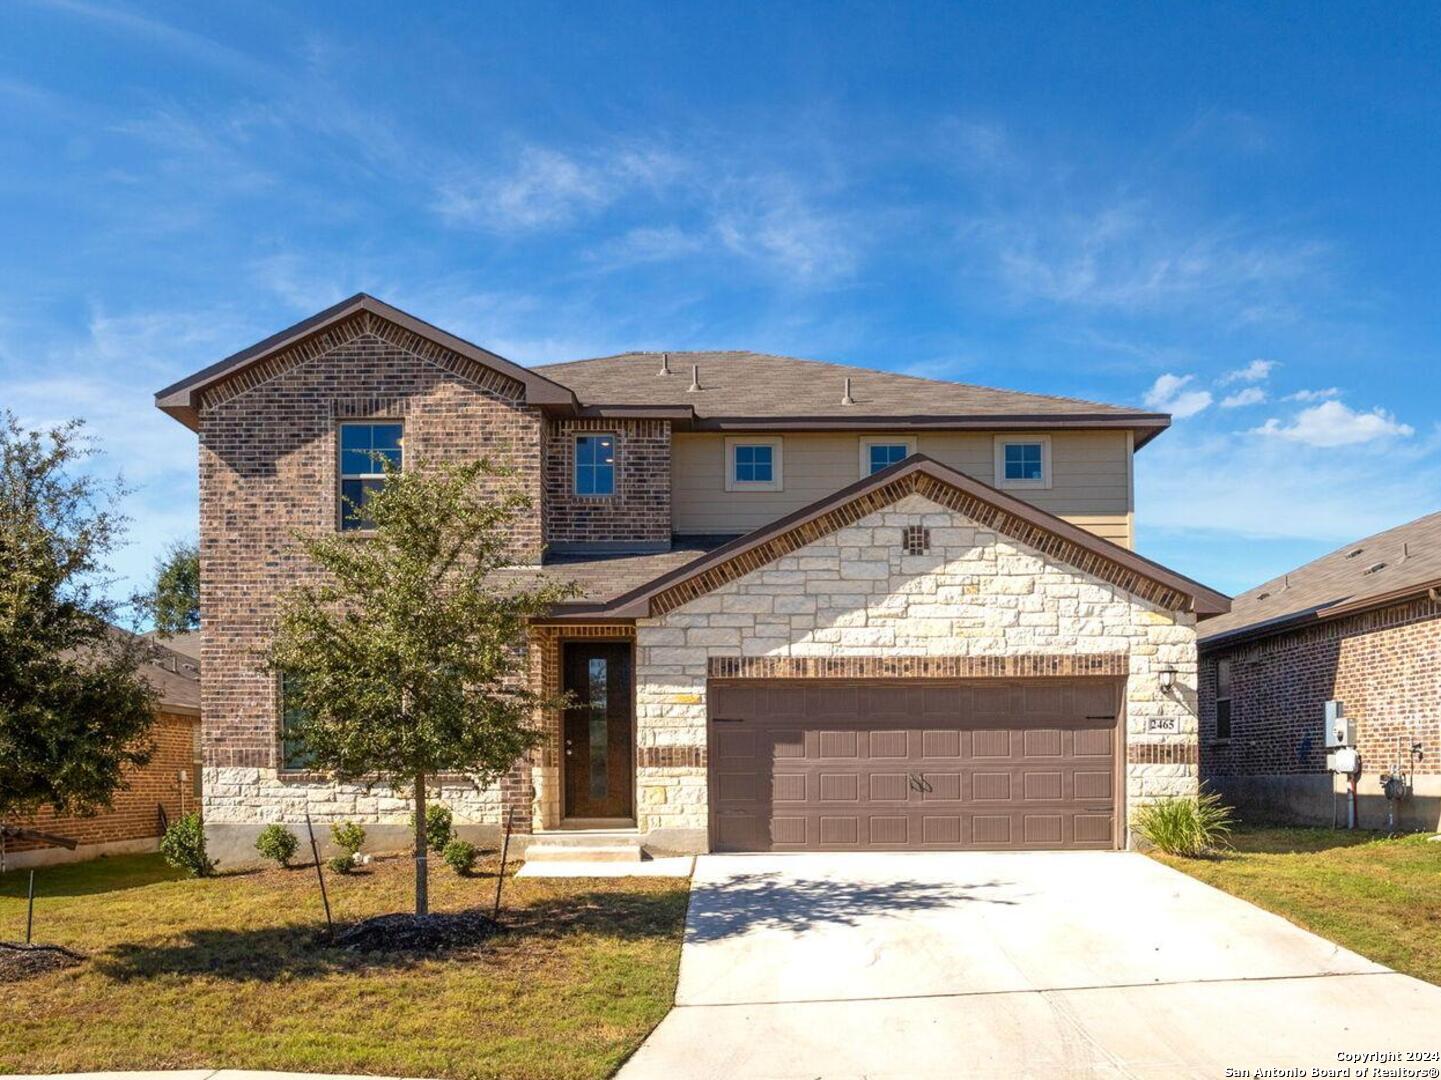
[197,315,546,858]
[3,712,200,865]
[542,418,671,548]
[1200,596,1441,797]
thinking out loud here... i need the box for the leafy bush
[255,823,300,867]
[326,853,354,874]
[330,820,366,858]
[442,838,477,875]
[1134,790,1235,857]
[161,811,216,877]
[411,803,454,852]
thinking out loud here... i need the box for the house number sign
[1146,717,1180,734]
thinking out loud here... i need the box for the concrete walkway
[619,851,1441,1079]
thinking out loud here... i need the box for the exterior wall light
[1158,667,1177,692]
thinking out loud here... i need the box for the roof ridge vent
[688,364,702,393]
[1346,547,1365,558]
[841,377,855,406]
[1363,561,1387,575]
[659,352,671,376]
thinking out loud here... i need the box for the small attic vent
[1363,561,1387,575]
[1256,591,1271,601]
[1346,547,1365,558]
[903,526,930,556]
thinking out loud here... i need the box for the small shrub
[1134,790,1235,857]
[411,803,455,852]
[255,823,300,867]
[161,811,216,877]
[330,820,366,858]
[326,853,354,874]
[442,838,477,875]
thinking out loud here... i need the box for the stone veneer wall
[1200,597,1441,831]
[632,493,1199,851]
[542,418,671,549]
[197,314,544,860]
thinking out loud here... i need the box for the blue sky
[3,1,1439,605]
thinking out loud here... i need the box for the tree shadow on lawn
[0,854,186,899]
[686,872,1017,943]
[94,886,689,983]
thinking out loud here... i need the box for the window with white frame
[993,434,1051,489]
[339,421,403,530]
[859,436,917,477]
[574,434,616,496]
[724,436,783,491]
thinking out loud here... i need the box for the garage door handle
[713,717,744,723]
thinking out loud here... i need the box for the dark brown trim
[1199,576,1441,652]
[550,455,1229,620]
[1127,742,1198,765]
[708,654,1130,679]
[155,293,579,429]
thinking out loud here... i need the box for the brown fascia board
[548,453,1228,621]
[1199,575,1441,652]
[154,293,580,430]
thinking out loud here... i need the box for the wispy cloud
[1143,372,1212,418]
[1252,400,1415,447]
[1285,386,1341,402]
[1220,358,1276,384]
[1220,386,1266,408]
[434,144,684,231]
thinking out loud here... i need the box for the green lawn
[1152,826,1441,985]
[1,850,689,1079]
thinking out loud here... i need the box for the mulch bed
[330,910,501,953]
[0,942,86,982]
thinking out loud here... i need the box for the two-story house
[155,294,1227,862]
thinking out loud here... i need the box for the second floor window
[725,437,784,491]
[994,435,1051,489]
[861,437,916,477]
[339,421,403,531]
[575,434,616,496]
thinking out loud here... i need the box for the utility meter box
[1324,701,1354,749]
[1328,747,1360,774]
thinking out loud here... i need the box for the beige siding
[672,429,1134,547]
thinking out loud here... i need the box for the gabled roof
[537,351,1171,445]
[1199,510,1441,650]
[154,293,578,429]
[155,296,1171,444]
[542,455,1229,620]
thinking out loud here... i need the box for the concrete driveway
[620,852,1441,1079]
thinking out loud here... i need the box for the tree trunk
[413,771,429,916]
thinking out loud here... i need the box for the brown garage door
[708,678,1121,852]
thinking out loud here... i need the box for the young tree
[144,539,200,637]
[267,459,574,915]
[0,413,158,823]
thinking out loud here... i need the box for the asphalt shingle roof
[1199,510,1441,645]
[534,351,1153,420]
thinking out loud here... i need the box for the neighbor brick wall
[4,712,199,854]
[543,418,671,547]
[1200,595,1441,780]
[198,312,544,828]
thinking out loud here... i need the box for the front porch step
[523,831,644,863]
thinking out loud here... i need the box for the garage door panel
[709,678,1120,852]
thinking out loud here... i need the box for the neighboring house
[3,634,202,870]
[1199,513,1441,832]
[154,293,1228,862]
